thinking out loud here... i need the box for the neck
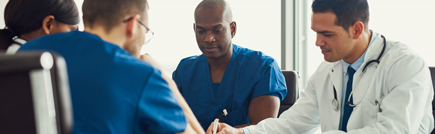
[207,49,233,70]
[19,29,46,41]
[84,25,126,48]
[344,30,372,64]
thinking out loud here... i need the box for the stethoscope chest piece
[332,99,339,111]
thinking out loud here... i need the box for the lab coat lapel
[352,34,384,104]
[328,61,343,129]
[329,61,343,104]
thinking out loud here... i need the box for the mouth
[321,48,331,54]
[204,47,218,52]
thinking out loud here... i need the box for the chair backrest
[0,52,73,134]
[429,67,435,111]
[429,67,435,134]
[278,70,299,116]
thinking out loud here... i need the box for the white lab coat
[245,34,434,133]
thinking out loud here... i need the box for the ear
[230,21,237,38]
[42,15,56,35]
[350,21,364,39]
[126,14,141,38]
[193,23,196,32]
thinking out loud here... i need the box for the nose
[315,35,325,47]
[203,32,215,43]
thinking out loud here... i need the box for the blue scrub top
[19,31,187,134]
[173,44,287,130]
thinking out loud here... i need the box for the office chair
[278,70,299,117]
[0,52,73,134]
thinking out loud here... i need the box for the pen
[212,118,219,134]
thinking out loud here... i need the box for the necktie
[340,66,355,132]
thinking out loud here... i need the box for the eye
[214,29,223,34]
[196,29,204,34]
[323,34,333,37]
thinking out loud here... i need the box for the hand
[206,122,244,134]
[140,53,162,71]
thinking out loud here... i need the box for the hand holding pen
[205,122,244,134]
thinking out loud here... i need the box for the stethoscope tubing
[332,35,386,111]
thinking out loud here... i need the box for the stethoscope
[332,35,386,111]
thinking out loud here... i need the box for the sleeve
[137,69,188,133]
[172,67,183,93]
[324,53,434,134]
[251,60,287,100]
[244,71,321,134]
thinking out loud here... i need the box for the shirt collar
[341,31,379,75]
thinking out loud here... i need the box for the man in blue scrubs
[18,0,203,133]
[172,0,287,130]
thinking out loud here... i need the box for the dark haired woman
[0,0,80,54]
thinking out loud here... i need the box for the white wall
[0,0,8,28]
[0,0,281,76]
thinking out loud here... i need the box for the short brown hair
[312,0,370,31]
[82,0,148,33]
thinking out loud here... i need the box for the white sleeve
[244,73,321,134]
[324,52,434,134]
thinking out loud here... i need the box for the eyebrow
[212,24,223,28]
[317,31,335,34]
[196,24,224,29]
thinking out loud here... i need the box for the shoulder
[176,54,205,69]
[383,39,425,66]
[20,31,103,51]
[115,53,158,76]
[233,44,276,66]
[179,54,203,63]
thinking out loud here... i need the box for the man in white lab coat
[206,0,434,133]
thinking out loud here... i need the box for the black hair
[312,0,369,31]
[82,0,148,33]
[0,0,80,50]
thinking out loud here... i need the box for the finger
[139,55,145,59]
[216,122,221,131]
[206,122,214,134]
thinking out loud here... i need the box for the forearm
[233,123,255,128]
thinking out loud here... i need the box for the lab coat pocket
[348,100,378,130]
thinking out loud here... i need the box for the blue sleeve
[172,68,183,93]
[137,69,187,133]
[251,60,287,101]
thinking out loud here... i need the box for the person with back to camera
[0,0,79,54]
[207,0,434,133]
[172,0,287,131]
[18,0,204,133]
